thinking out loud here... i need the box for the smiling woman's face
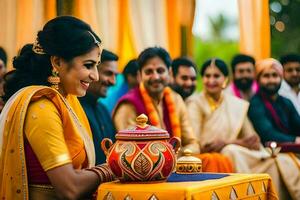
[202,65,226,96]
[57,46,101,97]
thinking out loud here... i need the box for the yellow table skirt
[98,173,278,200]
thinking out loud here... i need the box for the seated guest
[113,47,233,173]
[279,53,300,115]
[225,54,257,100]
[186,58,300,200]
[0,16,114,199]
[249,58,300,144]
[123,59,140,89]
[170,57,197,100]
[100,59,139,114]
[79,49,118,164]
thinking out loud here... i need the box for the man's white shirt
[279,80,300,115]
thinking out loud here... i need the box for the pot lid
[116,114,170,140]
[177,149,202,164]
[176,149,202,174]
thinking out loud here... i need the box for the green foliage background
[270,0,300,58]
[193,38,238,90]
[192,0,300,90]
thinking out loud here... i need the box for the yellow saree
[0,86,95,200]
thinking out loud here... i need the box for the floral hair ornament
[32,38,46,55]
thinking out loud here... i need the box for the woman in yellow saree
[0,16,114,200]
[186,58,300,200]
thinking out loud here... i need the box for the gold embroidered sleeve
[24,98,72,171]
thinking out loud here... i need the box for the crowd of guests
[0,16,300,199]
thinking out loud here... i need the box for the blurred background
[0,0,299,73]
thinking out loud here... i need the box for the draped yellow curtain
[16,0,45,52]
[44,0,57,21]
[94,0,120,54]
[73,0,100,36]
[118,0,137,70]
[55,0,188,70]
[0,0,17,71]
[178,0,195,56]
[166,0,181,58]
[127,0,168,59]
[74,0,134,70]
[0,0,56,71]
[238,0,270,61]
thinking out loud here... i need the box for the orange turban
[256,58,283,78]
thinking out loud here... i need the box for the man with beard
[79,49,118,164]
[247,58,300,200]
[226,54,257,100]
[170,57,197,100]
[248,58,300,144]
[113,47,235,173]
[113,47,199,153]
[279,53,300,115]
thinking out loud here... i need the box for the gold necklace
[204,92,223,112]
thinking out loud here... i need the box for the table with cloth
[97,173,278,200]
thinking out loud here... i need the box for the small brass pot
[176,149,202,174]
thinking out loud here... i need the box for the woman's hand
[46,163,115,200]
[202,139,227,153]
[233,135,260,150]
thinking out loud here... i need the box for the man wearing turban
[248,58,300,199]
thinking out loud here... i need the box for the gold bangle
[85,165,115,183]
[95,165,115,182]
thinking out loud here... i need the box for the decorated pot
[176,149,202,174]
[101,114,181,182]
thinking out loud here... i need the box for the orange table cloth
[97,173,278,200]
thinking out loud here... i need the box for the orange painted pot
[101,114,181,182]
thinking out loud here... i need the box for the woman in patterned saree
[186,58,299,199]
[0,16,114,200]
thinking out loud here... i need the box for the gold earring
[222,78,228,89]
[48,67,60,90]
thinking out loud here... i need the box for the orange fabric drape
[73,0,100,37]
[117,0,137,70]
[16,0,45,54]
[0,0,56,71]
[238,0,270,61]
[44,0,57,21]
[196,153,234,173]
[0,0,17,71]
[165,0,181,58]
[178,0,195,56]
